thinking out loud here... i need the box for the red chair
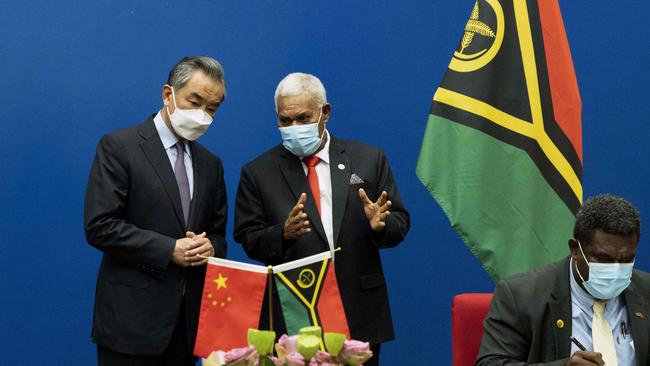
[452,293,493,366]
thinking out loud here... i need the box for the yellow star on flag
[214,273,228,290]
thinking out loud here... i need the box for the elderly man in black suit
[234,72,410,365]
[84,56,228,366]
[477,194,649,366]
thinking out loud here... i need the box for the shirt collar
[154,111,191,156]
[314,129,330,164]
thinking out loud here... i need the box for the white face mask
[166,86,213,141]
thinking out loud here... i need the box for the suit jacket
[234,136,410,345]
[476,257,650,366]
[84,116,227,355]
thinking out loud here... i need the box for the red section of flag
[317,262,350,339]
[193,262,268,357]
[539,0,582,161]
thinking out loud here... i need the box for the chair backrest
[452,293,493,366]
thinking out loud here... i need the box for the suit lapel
[624,279,648,366]
[549,257,572,359]
[329,138,350,246]
[278,149,327,244]
[138,119,185,230]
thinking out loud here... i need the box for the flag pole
[267,265,273,331]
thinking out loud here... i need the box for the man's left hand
[358,188,391,232]
[184,231,214,266]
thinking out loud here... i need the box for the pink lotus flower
[285,351,305,366]
[314,350,333,363]
[275,334,299,361]
[202,350,226,366]
[224,345,258,366]
[338,340,372,366]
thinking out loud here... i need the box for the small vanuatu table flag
[194,257,268,357]
[273,251,350,339]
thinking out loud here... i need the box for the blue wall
[1,1,647,364]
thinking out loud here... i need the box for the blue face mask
[278,109,324,157]
[575,240,634,300]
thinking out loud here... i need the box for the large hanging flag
[416,0,582,281]
[273,251,350,339]
[194,257,269,357]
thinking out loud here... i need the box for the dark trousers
[97,301,196,366]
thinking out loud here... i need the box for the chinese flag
[193,257,268,357]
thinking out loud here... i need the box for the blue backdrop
[1,1,647,364]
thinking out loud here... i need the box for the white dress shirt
[301,129,334,251]
[569,258,635,365]
[153,112,194,198]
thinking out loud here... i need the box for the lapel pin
[338,163,345,170]
[556,319,564,329]
[635,312,645,319]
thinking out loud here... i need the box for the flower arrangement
[202,327,372,366]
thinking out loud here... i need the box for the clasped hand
[172,231,214,267]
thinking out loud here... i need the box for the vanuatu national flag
[273,251,350,339]
[416,0,582,281]
[194,257,268,357]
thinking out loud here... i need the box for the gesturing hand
[283,193,311,240]
[358,189,391,232]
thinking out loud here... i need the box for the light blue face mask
[278,109,324,157]
[575,240,634,300]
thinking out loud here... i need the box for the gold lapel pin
[556,319,564,329]
[338,163,345,170]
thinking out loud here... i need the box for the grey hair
[574,194,641,246]
[274,72,327,110]
[167,56,226,94]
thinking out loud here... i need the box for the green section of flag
[275,278,311,335]
[417,114,574,281]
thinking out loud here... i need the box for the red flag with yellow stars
[193,257,268,357]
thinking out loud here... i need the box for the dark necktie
[303,155,321,215]
[174,141,191,225]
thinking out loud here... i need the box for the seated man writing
[476,194,649,366]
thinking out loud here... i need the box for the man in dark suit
[234,72,410,365]
[84,56,228,366]
[476,195,649,366]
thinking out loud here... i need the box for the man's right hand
[283,193,311,240]
[566,351,604,366]
[171,237,200,267]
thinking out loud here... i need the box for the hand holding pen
[566,337,605,366]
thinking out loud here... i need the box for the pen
[570,336,587,351]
